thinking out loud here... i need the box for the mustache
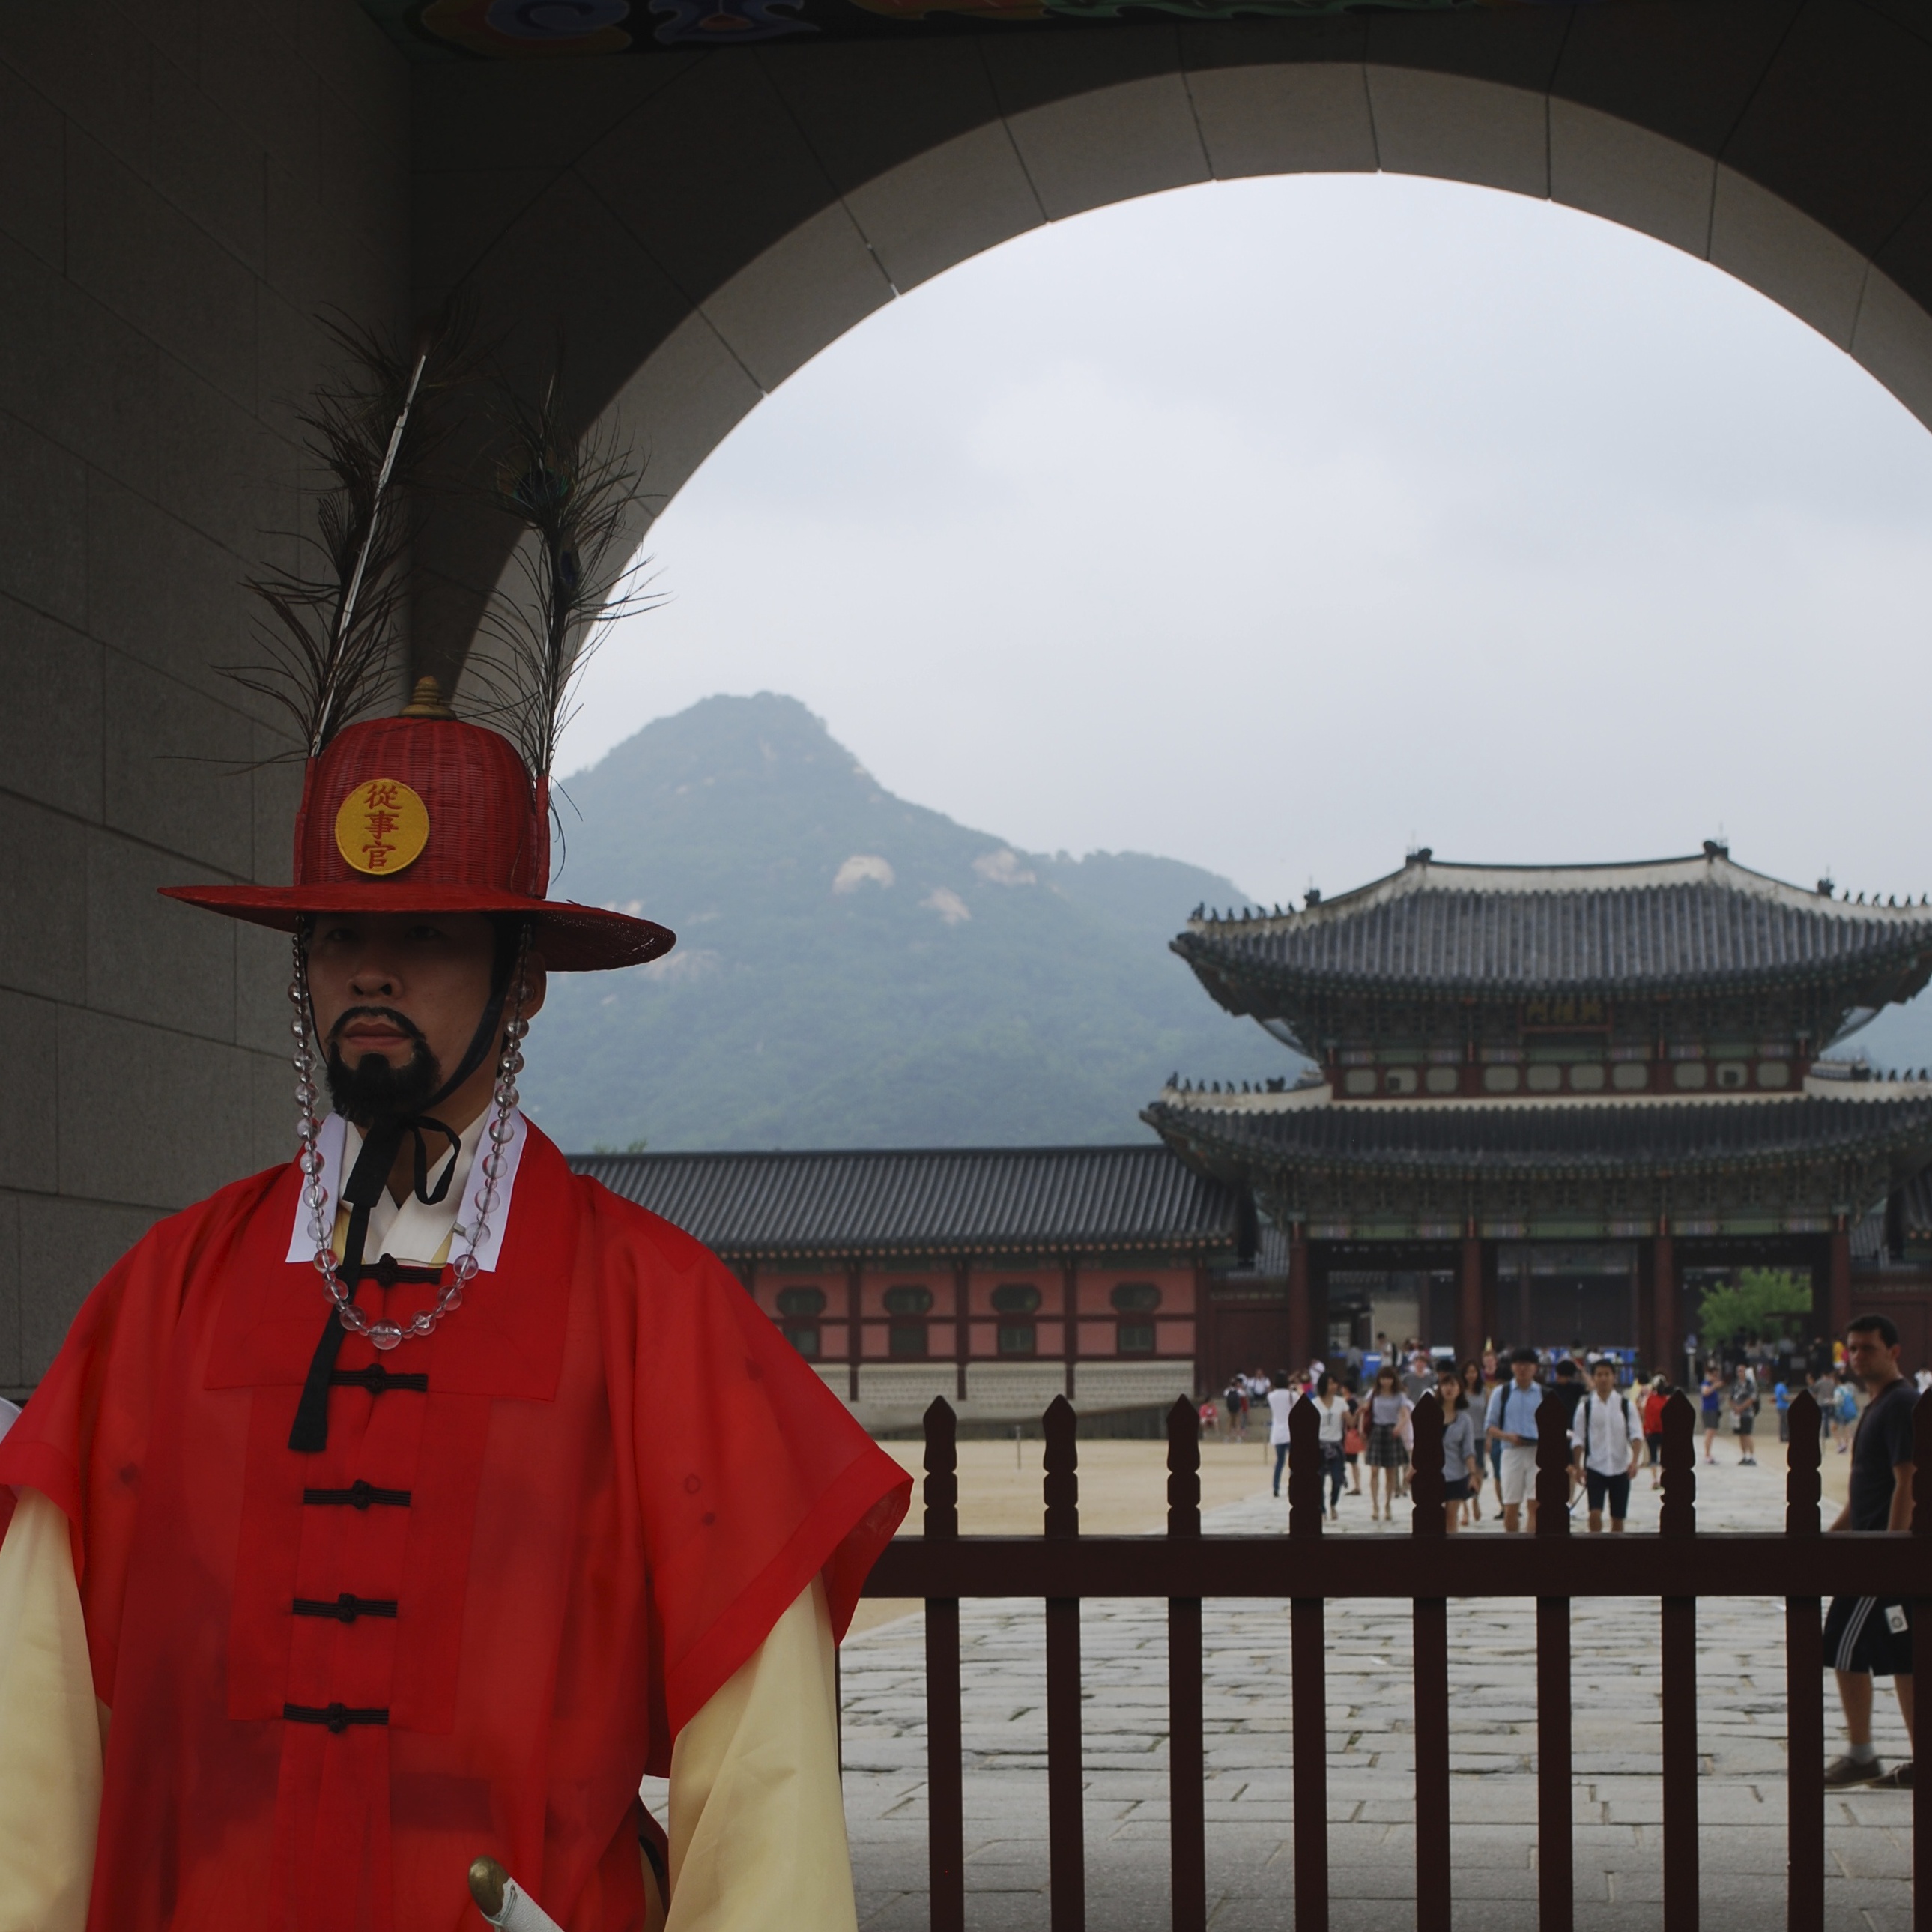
[328,1005,429,1050]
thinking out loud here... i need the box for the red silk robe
[0,1126,909,1932]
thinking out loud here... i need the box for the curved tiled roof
[1145,1093,1932,1181]
[1852,1163,1932,1260]
[1178,853,1932,1002]
[571,1143,1241,1259]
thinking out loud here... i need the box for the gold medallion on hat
[335,778,431,876]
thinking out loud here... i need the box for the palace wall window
[992,1282,1041,1355]
[775,1286,825,1358]
[1112,1280,1161,1354]
[885,1283,933,1358]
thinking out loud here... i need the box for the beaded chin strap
[288,923,530,1352]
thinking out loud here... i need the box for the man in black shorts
[1569,1357,1643,1532]
[1823,1313,1920,1789]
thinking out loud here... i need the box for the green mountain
[521,693,1278,1151]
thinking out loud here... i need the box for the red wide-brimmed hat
[162,685,673,973]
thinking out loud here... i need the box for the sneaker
[1871,1762,1915,1790]
[1823,1754,1884,1788]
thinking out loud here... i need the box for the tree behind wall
[1696,1268,1814,1348]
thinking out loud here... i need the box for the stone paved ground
[814,1444,1915,1931]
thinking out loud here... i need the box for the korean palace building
[573,1145,1243,1430]
[1145,844,1932,1376]
[575,844,1932,1423]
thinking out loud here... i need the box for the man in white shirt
[1570,1357,1644,1532]
[1485,1347,1547,1533]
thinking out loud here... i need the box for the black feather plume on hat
[467,355,663,799]
[226,300,477,759]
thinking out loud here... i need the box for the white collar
[285,1107,528,1271]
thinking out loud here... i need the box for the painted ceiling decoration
[363,0,1608,55]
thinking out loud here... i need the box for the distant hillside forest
[521,693,1280,1151]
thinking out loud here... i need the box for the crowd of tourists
[1206,1313,1926,1788]
[1200,1334,1915,1536]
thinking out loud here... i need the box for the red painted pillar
[1458,1233,1483,1364]
[847,1260,862,1404]
[1062,1257,1079,1401]
[1829,1222,1853,1344]
[954,1259,970,1403]
[1288,1228,1312,1372]
[1636,1241,1657,1372]
[1652,1232,1677,1381]
[1193,1262,1211,1399]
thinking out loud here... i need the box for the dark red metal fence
[860,1388,1932,1932]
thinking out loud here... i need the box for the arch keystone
[1366,66,1547,199]
[1187,60,1377,181]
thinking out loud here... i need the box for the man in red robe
[0,688,911,1931]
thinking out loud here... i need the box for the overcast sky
[559,171,1932,919]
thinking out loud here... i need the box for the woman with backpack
[1224,1378,1249,1444]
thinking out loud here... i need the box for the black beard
[324,1011,443,1125]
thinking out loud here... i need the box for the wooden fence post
[923,1397,964,1932]
[1913,1389,1932,1932]
[1659,1390,1698,1932]
[1288,1395,1327,1932]
[1784,1388,1823,1932]
[1166,1396,1205,1932]
[1535,1393,1573,1932]
[1043,1396,1084,1932]
[1410,1392,1450,1932]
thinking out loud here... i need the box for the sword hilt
[468,1856,563,1931]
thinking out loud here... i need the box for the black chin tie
[288,1113,459,1454]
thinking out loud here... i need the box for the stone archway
[409,7,1932,687]
[8,1,1932,1390]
